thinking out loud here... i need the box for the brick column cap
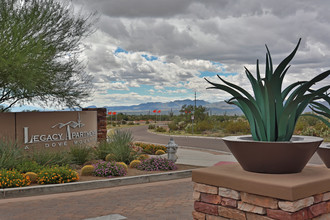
[192,164,330,201]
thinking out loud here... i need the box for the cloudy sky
[72,0,330,108]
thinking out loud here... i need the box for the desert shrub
[137,154,149,161]
[129,160,141,168]
[107,129,135,164]
[135,142,167,155]
[94,140,112,160]
[148,124,156,129]
[69,145,93,165]
[223,120,250,134]
[137,157,177,171]
[0,169,31,188]
[81,165,95,176]
[30,150,71,166]
[37,166,79,184]
[105,153,116,162]
[195,120,214,133]
[93,161,127,177]
[24,172,38,183]
[155,126,166,132]
[15,160,43,173]
[0,140,23,169]
[168,121,179,131]
[155,150,165,155]
[116,162,128,171]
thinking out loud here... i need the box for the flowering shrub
[93,161,127,177]
[134,142,167,155]
[137,157,177,171]
[37,166,79,184]
[0,169,31,188]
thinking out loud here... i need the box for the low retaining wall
[192,164,330,220]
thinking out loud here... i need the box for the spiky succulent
[205,38,330,141]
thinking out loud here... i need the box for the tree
[0,0,97,111]
[179,104,208,123]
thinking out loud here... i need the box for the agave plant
[205,38,330,142]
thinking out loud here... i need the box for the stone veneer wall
[193,182,330,220]
[82,108,107,142]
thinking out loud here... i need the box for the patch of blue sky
[114,47,128,54]
[199,71,238,77]
[141,54,158,61]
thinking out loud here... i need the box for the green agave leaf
[309,102,330,119]
[285,70,330,108]
[264,81,276,141]
[216,75,256,105]
[256,59,261,81]
[278,85,330,140]
[265,44,273,81]
[226,98,259,140]
[274,38,301,79]
[245,67,265,118]
[301,113,330,127]
[282,81,306,101]
[233,96,267,140]
[204,78,244,98]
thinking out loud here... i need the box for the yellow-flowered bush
[129,160,141,168]
[81,165,95,176]
[24,172,38,183]
[0,169,31,188]
[155,150,166,155]
[37,166,79,185]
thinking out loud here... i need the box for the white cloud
[74,0,330,107]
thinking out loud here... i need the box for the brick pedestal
[82,108,107,142]
[192,164,330,220]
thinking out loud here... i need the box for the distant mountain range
[87,99,242,115]
[87,99,329,115]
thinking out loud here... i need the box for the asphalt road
[128,125,230,152]
[128,124,324,165]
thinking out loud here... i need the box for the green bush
[148,124,156,129]
[0,169,31,188]
[107,129,135,164]
[134,142,167,155]
[30,150,71,166]
[223,120,250,134]
[0,140,23,169]
[195,120,214,133]
[93,140,112,160]
[15,160,43,173]
[37,166,79,184]
[155,126,166,132]
[69,145,93,165]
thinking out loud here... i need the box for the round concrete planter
[317,143,330,168]
[222,135,323,174]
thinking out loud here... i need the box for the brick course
[193,184,330,220]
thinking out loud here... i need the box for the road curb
[0,170,192,199]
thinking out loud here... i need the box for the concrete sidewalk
[176,147,237,167]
